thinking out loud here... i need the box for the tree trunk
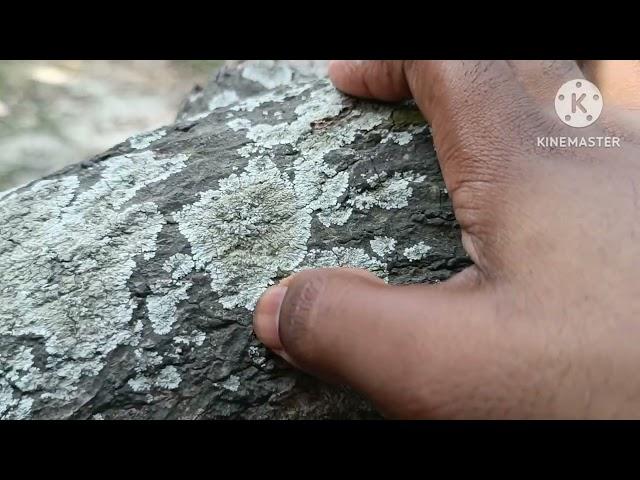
[0,62,469,419]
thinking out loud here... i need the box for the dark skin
[253,60,640,419]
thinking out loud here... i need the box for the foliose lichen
[0,150,188,418]
[403,241,433,261]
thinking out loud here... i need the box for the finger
[254,268,384,352]
[581,60,640,107]
[329,60,551,194]
[328,60,411,102]
[254,267,533,418]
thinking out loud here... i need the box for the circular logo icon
[555,79,603,128]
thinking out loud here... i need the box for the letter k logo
[555,79,603,128]
[572,93,587,114]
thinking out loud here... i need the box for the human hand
[253,60,640,419]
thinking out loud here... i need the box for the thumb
[253,266,505,418]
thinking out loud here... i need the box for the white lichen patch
[215,375,240,392]
[2,346,42,394]
[316,205,353,227]
[134,320,144,333]
[4,346,35,375]
[403,241,433,261]
[176,157,311,310]
[186,90,241,122]
[227,117,252,132]
[231,83,310,113]
[381,130,413,146]
[176,84,399,311]
[248,346,266,367]
[349,171,426,210]
[128,375,152,393]
[193,330,207,346]
[100,151,188,209]
[413,124,428,135]
[0,346,39,419]
[147,281,192,335]
[0,150,188,417]
[370,236,397,258]
[242,61,293,89]
[129,129,167,150]
[238,86,386,159]
[176,87,396,310]
[162,253,194,281]
[174,330,206,347]
[0,379,33,419]
[298,247,386,278]
[128,365,181,392]
[154,365,182,390]
[286,91,390,227]
[134,349,164,373]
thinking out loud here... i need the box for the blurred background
[0,60,224,191]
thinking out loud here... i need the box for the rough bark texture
[0,62,470,419]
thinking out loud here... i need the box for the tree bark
[0,62,469,419]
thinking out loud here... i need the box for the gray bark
[0,62,469,419]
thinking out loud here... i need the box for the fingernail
[278,274,296,287]
[253,285,288,351]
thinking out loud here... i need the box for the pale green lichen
[381,131,413,146]
[134,348,164,373]
[1,78,428,418]
[227,118,252,132]
[162,253,195,281]
[370,236,397,258]
[154,365,182,390]
[176,84,395,310]
[184,90,241,122]
[316,204,353,227]
[3,346,40,394]
[128,375,152,393]
[321,170,425,223]
[0,150,188,417]
[231,83,310,113]
[0,380,33,419]
[129,129,167,150]
[349,171,426,210]
[248,346,267,367]
[403,241,433,261]
[128,365,181,392]
[0,346,38,419]
[174,330,206,347]
[298,247,386,278]
[147,281,192,335]
[215,375,240,392]
[175,157,310,310]
[100,151,187,209]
